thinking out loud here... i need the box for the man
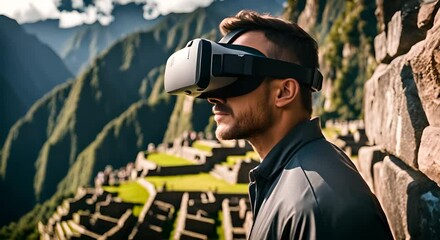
[165,10,393,240]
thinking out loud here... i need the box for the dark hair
[219,10,318,114]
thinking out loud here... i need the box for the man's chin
[215,125,247,141]
[215,131,232,141]
[215,127,235,141]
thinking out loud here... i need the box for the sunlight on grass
[147,153,196,166]
[146,173,248,193]
[222,151,259,167]
[103,181,149,217]
[217,210,225,240]
[103,181,148,203]
[192,141,214,152]
[245,151,259,160]
[223,155,244,167]
[169,211,179,240]
[132,205,143,217]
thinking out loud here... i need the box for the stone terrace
[222,197,252,240]
[39,132,254,240]
[210,157,259,184]
[39,187,138,240]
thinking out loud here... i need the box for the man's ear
[274,78,300,108]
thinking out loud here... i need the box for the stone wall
[361,0,440,238]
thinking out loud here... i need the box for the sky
[0,0,214,28]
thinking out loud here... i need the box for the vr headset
[164,30,323,98]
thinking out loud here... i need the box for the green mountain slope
[320,0,377,120]
[0,81,72,226]
[164,95,213,143]
[33,30,169,202]
[0,15,73,147]
[285,0,377,121]
[58,98,175,195]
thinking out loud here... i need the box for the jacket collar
[250,117,324,182]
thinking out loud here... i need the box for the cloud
[59,6,99,28]
[0,0,60,23]
[0,0,215,27]
[97,14,114,26]
[72,0,84,9]
[59,10,89,28]
[143,0,214,19]
[153,0,213,15]
[95,0,113,15]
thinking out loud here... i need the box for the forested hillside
[0,16,73,149]
[285,0,377,121]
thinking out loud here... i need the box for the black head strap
[214,28,323,95]
[218,29,248,44]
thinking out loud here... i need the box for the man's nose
[207,97,226,105]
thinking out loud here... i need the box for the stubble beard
[215,100,273,141]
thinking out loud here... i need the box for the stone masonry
[361,0,440,238]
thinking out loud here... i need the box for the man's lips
[212,105,231,121]
[213,110,229,115]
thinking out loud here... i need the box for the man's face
[208,31,275,140]
[210,81,274,140]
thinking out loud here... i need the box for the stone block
[406,24,440,127]
[375,0,413,32]
[375,156,440,240]
[387,8,426,58]
[418,126,440,185]
[374,31,392,63]
[417,0,440,30]
[364,56,429,169]
[364,64,387,146]
[357,146,386,193]
[373,161,383,198]
[353,129,368,145]
[435,6,440,26]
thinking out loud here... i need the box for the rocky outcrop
[361,1,440,238]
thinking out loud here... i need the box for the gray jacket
[248,118,393,240]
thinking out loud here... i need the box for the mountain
[32,25,169,203]
[0,15,73,148]
[32,0,285,204]
[22,3,162,75]
[21,19,75,54]
[285,0,377,121]
[0,81,73,226]
[0,0,284,237]
[57,98,176,195]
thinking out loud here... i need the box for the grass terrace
[146,173,248,194]
[216,211,225,240]
[103,181,149,216]
[191,140,214,152]
[222,151,259,167]
[146,153,197,166]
